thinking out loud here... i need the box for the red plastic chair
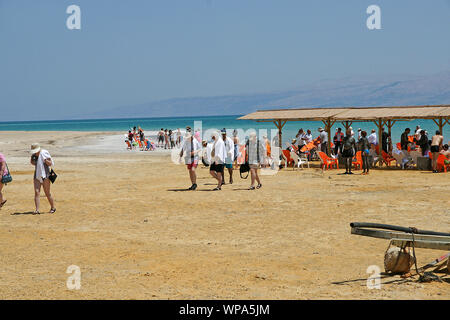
[282,150,294,167]
[436,154,450,172]
[381,150,395,166]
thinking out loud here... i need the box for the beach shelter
[239,105,450,157]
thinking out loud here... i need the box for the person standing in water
[342,129,356,174]
[30,143,56,214]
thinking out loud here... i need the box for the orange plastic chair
[381,150,395,166]
[317,151,338,170]
[353,151,363,170]
[436,154,449,173]
[282,149,294,167]
[237,145,246,164]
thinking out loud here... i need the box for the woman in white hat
[30,143,56,214]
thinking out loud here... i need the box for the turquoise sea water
[0,116,448,145]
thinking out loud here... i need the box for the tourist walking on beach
[318,127,329,155]
[209,132,226,190]
[232,129,240,167]
[164,129,169,149]
[430,130,444,173]
[176,128,182,148]
[30,143,56,214]
[157,128,164,148]
[221,129,235,184]
[342,129,356,174]
[180,132,202,190]
[0,152,9,209]
[246,132,265,190]
[359,131,370,175]
[418,130,429,156]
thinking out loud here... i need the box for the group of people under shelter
[285,124,449,174]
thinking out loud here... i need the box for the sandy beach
[0,131,448,299]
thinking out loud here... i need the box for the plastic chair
[282,150,294,167]
[317,151,338,170]
[353,151,363,170]
[381,150,395,167]
[436,154,450,172]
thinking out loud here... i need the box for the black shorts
[430,145,439,153]
[210,163,224,172]
[158,136,164,142]
[342,148,354,158]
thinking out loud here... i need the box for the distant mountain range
[83,70,450,119]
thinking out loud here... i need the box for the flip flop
[256,184,262,189]
[32,211,40,215]
[248,186,256,190]
[213,187,221,191]
[49,208,56,214]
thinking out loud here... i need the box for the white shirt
[368,132,378,145]
[211,138,227,164]
[223,136,234,164]
[181,137,202,164]
[304,134,313,144]
[296,132,306,146]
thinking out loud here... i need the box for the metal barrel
[350,222,450,237]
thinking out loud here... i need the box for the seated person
[441,144,450,165]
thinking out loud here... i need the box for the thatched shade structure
[239,105,450,157]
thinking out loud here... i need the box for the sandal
[33,211,40,215]
[256,184,262,189]
[49,208,56,214]
[213,187,221,191]
[248,186,256,190]
[0,200,7,209]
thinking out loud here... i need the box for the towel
[35,149,54,183]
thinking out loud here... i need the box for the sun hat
[30,143,41,154]
[318,127,324,131]
[221,128,227,134]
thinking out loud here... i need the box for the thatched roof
[238,105,450,122]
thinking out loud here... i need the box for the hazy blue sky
[0,0,449,120]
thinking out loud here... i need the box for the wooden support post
[432,117,444,134]
[342,121,352,131]
[385,119,396,153]
[372,118,384,166]
[322,118,335,156]
[273,120,286,149]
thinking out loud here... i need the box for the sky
[0,0,449,120]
